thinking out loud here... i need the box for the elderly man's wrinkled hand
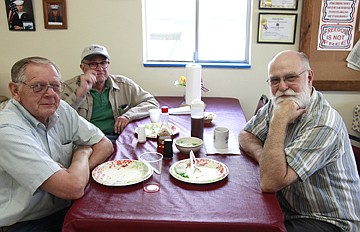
[114,116,129,134]
[78,70,97,95]
[273,100,306,124]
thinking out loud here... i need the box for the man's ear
[307,69,314,83]
[80,63,86,73]
[8,82,20,101]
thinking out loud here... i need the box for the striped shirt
[244,89,360,231]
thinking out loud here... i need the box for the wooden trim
[299,0,360,91]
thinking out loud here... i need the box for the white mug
[213,127,229,149]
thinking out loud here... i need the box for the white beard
[271,85,312,108]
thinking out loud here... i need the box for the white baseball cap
[81,44,110,61]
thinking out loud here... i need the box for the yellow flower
[174,75,209,92]
[174,75,186,87]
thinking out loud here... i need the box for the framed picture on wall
[42,0,67,29]
[259,0,298,10]
[5,0,36,31]
[257,13,297,44]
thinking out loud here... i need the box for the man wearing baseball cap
[62,44,159,141]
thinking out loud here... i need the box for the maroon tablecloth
[62,97,285,232]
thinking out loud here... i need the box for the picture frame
[259,0,298,10]
[257,13,297,44]
[42,0,67,29]
[5,0,36,31]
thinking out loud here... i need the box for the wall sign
[317,0,359,51]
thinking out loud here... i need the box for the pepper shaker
[163,138,173,159]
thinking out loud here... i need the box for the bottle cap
[191,98,204,105]
[161,106,169,113]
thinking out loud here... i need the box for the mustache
[271,88,311,109]
[274,89,299,98]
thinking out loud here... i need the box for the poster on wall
[317,0,359,51]
[5,0,36,31]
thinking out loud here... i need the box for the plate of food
[135,122,180,138]
[169,158,229,184]
[92,159,152,186]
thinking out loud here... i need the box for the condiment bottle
[191,99,204,140]
[157,106,172,152]
[163,138,173,159]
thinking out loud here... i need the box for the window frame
[142,0,252,69]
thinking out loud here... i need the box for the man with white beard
[239,50,360,232]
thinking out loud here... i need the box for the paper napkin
[168,106,191,115]
[203,132,240,155]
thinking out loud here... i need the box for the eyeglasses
[267,69,308,87]
[20,82,64,93]
[82,61,109,70]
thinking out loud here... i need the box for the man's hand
[76,70,97,98]
[272,100,306,125]
[114,116,129,134]
[41,146,93,199]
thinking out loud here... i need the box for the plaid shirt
[244,89,360,232]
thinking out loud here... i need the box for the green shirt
[90,81,115,134]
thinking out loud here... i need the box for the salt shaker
[137,124,146,143]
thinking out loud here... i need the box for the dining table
[62,96,286,232]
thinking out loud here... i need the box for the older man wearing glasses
[239,50,360,232]
[0,57,114,231]
[61,44,159,141]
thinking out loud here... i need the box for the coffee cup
[149,109,161,123]
[213,127,229,149]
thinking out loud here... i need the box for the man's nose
[278,79,289,91]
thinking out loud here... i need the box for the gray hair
[11,56,61,83]
[298,52,311,70]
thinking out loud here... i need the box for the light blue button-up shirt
[0,99,104,226]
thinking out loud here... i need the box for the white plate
[92,160,152,186]
[169,158,229,184]
[135,122,180,138]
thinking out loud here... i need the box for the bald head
[268,50,310,74]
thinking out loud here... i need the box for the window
[142,0,251,68]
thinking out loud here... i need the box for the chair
[254,94,269,115]
[0,96,9,111]
[349,134,360,174]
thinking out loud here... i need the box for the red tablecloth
[62,97,285,232]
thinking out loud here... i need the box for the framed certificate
[259,0,298,10]
[257,13,297,44]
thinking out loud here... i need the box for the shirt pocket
[57,142,74,168]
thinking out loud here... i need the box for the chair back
[349,134,360,174]
[254,94,269,115]
[0,96,9,111]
